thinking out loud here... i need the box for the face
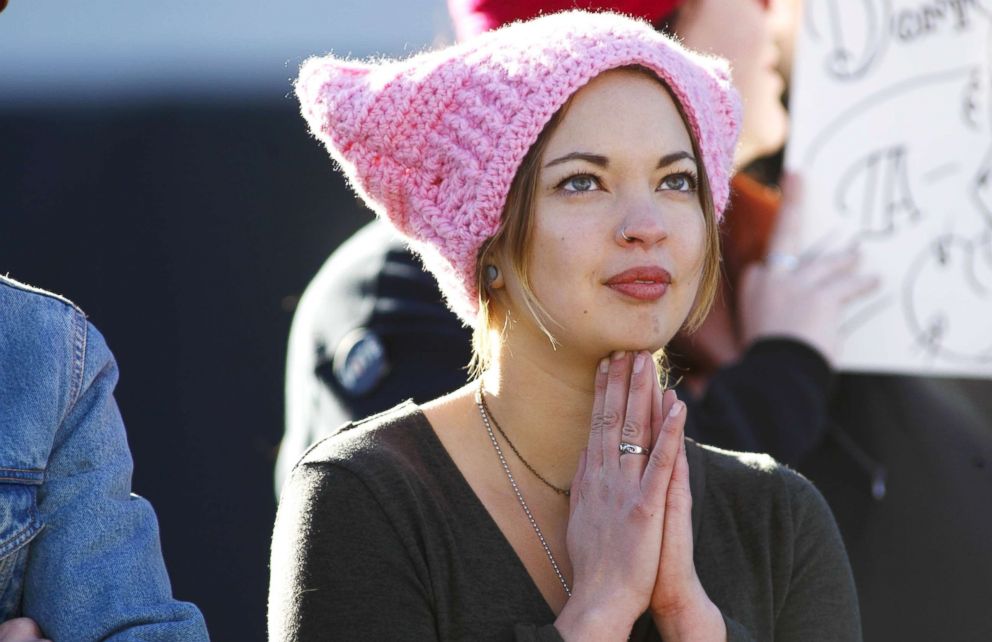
[497,70,708,359]
[675,0,791,165]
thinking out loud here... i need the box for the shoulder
[0,274,115,386]
[0,276,118,468]
[688,439,850,592]
[275,402,448,562]
[0,277,86,447]
[691,437,809,485]
[0,275,84,346]
[285,401,437,500]
[299,400,429,463]
[688,444,858,638]
[688,439,831,527]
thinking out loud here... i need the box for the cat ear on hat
[295,55,405,226]
[295,56,377,157]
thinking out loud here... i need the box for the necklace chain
[477,391,570,497]
[475,385,572,597]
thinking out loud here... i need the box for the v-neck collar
[398,402,709,621]
[404,403,559,621]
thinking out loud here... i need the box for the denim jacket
[0,276,209,640]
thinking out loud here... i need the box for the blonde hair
[468,67,722,379]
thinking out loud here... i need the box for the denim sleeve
[22,313,209,641]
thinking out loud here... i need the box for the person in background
[272,12,860,639]
[0,275,209,641]
[281,1,992,638]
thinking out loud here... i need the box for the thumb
[660,439,695,573]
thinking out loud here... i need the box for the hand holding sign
[738,174,880,365]
[785,0,992,376]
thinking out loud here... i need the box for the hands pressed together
[554,351,726,642]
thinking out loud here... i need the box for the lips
[605,266,672,302]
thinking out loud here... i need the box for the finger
[822,272,881,304]
[585,357,610,471]
[767,172,804,257]
[660,438,695,576]
[619,352,654,482]
[801,247,861,284]
[641,391,686,504]
[648,381,674,479]
[601,351,632,474]
[650,385,676,452]
[736,262,764,298]
[661,388,676,421]
[569,448,587,517]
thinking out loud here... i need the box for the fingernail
[632,353,645,374]
[599,358,609,373]
[612,350,626,361]
[668,401,683,418]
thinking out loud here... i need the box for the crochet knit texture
[296,10,741,324]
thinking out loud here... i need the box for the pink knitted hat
[296,10,741,324]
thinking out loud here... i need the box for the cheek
[529,215,602,304]
[679,213,709,276]
[536,208,598,260]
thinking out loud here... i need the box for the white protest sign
[785,0,992,377]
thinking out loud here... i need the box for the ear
[484,263,505,290]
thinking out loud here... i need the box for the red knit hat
[448,0,685,40]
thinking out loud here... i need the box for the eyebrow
[656,151,696,168]
[543,152,608,168]
[543,150,697,169]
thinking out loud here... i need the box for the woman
[276,0,874,489]
[270,11,860,641]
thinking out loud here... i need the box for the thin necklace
[475,385,572,597]
[477,391,570,497]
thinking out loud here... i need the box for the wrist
[555,594,641,642]
[651,587,725,642]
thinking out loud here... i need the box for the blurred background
[1,1,451,638]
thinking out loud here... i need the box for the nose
[616,197,669,247]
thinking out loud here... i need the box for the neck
[478,333,604,491]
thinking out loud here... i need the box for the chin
[740,107,789,164]
[602,331,671,356]
[761,104,790,155]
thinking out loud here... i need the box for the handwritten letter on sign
[785,0,992,377]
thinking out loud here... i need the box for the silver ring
[619,442,650,456]
[619,226,634,243]
[766,251,800,272]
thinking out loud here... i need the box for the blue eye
[558,174,601,193]
[660,172,697,192]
